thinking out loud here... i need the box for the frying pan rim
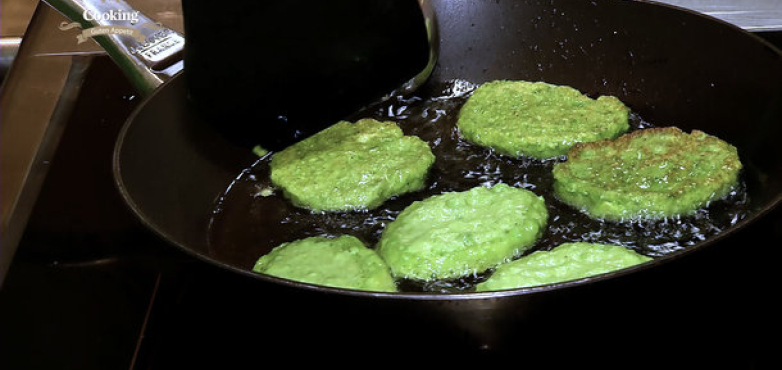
[112,0,782,301]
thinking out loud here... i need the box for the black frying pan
[55,0,782,357]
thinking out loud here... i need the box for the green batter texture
[270,118,435,212]
[553,127,742,220]
[476,242,652,291]
[456,80,630,159]
[252,235,397,292]
[377,184,549,281]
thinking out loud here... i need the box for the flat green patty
[476,242,651,291]
[270,118,435,212]
[553,127,742,220]
[377,184,548,281]
[253,235,397,292]
[456,80,630,159]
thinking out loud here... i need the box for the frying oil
[208,80,752,293]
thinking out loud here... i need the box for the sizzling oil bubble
[207,79,752,293]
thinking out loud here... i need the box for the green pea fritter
[377,183,548,281]
[270,118,435,212]
[552,127,742,220]
[475,242,652,291]
[456,80,630,159]
[253,235,397,292]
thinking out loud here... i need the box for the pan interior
[206,79,756,293]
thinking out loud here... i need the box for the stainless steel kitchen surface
[0,0,36,36]
[0,0,780,368]
[0,0,36,80]
[664,0,782,31]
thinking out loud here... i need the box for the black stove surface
[2,33,782,369]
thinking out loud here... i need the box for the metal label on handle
[45,0,184,94]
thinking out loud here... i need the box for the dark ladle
[46,0,438,151]
[182,1,438,151]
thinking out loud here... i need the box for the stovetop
[1,1,781,368]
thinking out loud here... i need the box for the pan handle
[404,0,439,96]
[43,0,184,96]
